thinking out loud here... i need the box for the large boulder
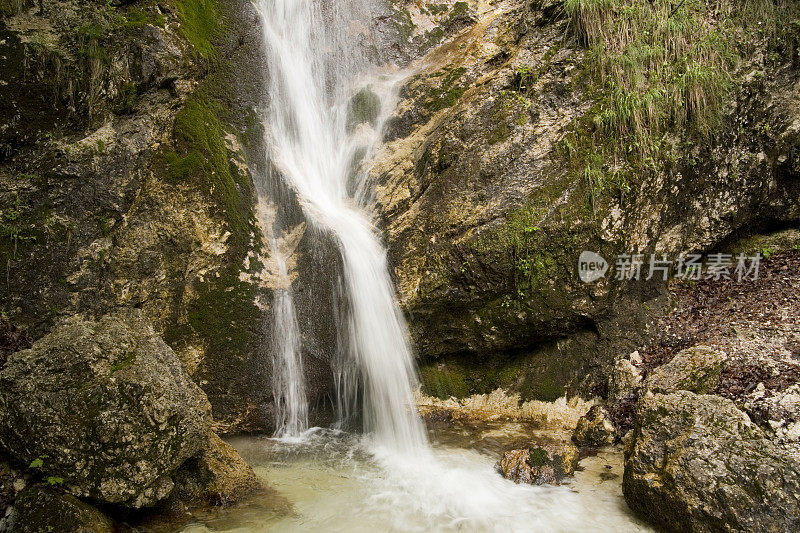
[624,391,800,531]
[0,309,212,508]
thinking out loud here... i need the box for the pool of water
[176,421,652,532]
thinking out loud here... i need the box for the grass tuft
[561,0,800,206]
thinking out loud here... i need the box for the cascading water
[255,0,426,453]
[269,233,308,437]
[251,0,631,530]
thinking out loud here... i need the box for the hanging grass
[561,0,800,205]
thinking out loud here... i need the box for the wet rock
[10,486,114,533]
[645,345,728,394]
[347,87,382,132]
[0,0,277,436]
[168,433,262,508]
[374,0,800,402]
[572,405,615,447]
[0,309,211,508]
[623,390,800,531]
[498,442,579,485]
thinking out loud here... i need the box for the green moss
[346,87,381,132]
[419,354,529,399]
[166,96,254,249]
[423,66,469,113]
[392,7,415,42]
[726,229,800,256]
[488,123,510,145]
[110,351,136,372]
[527,447,549,467]
[122,6,166,30]
[419,364,472,399]
[185,267,260,367]
[170,0,220,58]
[427,3,449,16]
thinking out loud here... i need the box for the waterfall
[255,0,427,452]
[252,3,600,529]
[269,234,308,437]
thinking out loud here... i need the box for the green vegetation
[170,0,220,59]
[110,352,136,373]
[0,0,29,17]
[527,447,549,467]
[392,6,416,42]
[346,87,381,132]
[419,356,529,400]
[423,66,469,113]
[0,195,38,260]
[164,96,254,249]
[122,6,166,30]
[561,0,800,206]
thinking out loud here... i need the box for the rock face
[374,0,800,399]
[0,0,287,433]
[624,391,800,532]
[0,310,211,508]
[572,405,615,447]
[498,441,579,485]
[10,486,114,533]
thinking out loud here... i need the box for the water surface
[179,422,652,532]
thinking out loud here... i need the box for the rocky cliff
[373,0,800,400]
[0,0,276,432]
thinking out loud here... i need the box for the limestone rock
[9,486,114,533]
[645,345,728,394]
[0,309,211,508]
[572,405,615,447]
[609,355,642,402]
[498,441,579,485]
[623,391,800,531]
[169,433,262,508]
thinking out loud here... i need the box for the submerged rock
[572,405,615,447]
[645,345,728,394]
[623,390,800,531]
[9,486,114,533]
[498,442,579,485]
[0,309,211,508]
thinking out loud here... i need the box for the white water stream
[248,0,648,530]
[255,0,425,451]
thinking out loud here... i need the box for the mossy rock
[572,405,616,447]
[646,345,728,395]
[498,441,579,485]
[347,87,381,132]
[11,485,114,533]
